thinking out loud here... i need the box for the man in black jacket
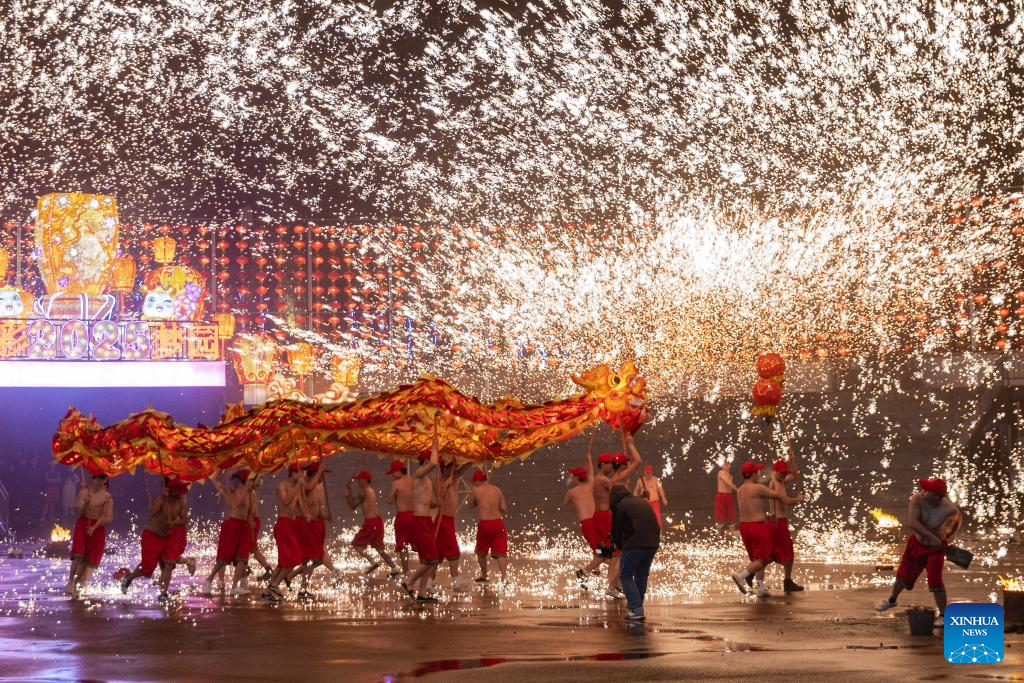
[610,485,660,621]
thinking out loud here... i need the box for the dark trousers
[619,547,657,616]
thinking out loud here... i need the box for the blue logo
[944,603,1004,663]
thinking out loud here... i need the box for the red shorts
[216,517,252,563]
[296,518,325,562]
[580,517,601,551]
[896,535,945,591]
[739,521,775,563]
[273,517,303,569]
[770,518,794,564]
[139,529,170,576]
[714,492,736,522]
[474,519,508,557]
[412,515,441,563]
[649,500,662,527]
[70,516,106,567]
[435,515,460,561]
[592,510,619,556]
[166,524,187,562]
[353,516,385,548]
[394,510,416,553]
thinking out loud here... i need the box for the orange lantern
[755,352,785,384]
[109,256,137,292]
[153,236,177,265]
[286,342,315,376]
[230,334,277,385]
[752,378,782,418]
[0,246,8,279]
[213,312,235,345]
[330,354,361,386]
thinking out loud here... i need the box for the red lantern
[756,352,785,383]
[752,379,782,418]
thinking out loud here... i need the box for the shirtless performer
[261,464,307,603]
[388,458,415,576]
[401,424,442,602]
[346,470,400,576]
[248,479,274,581]
[467,469,509,583]
[592,429,642,598]
[165,477,197,578]
[768,459,804,593]
[561,432,605,587]
[714,459,739,532]
[729,461,804,597]
[876,478,961,627]
[633,464,669,527]
[65,473,113,597]
[120,479,191,602]
[288,462,336,598]
[435,460,471,592]
[203,469,256,597]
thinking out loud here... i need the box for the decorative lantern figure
[287,343,315,377]
[756,352,786,385]
[751,378,782,418]
[110,256,137,291]
[34,192,119,295]
[153,236,177,265]
[330,354,361,387]
[230,334,277,406]
[0,246,8,280]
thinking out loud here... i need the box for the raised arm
[761,484,804,506]
[345,480,363,510]
[413,417,440,478]
[302,466,326,492]
[585,430,595,480]
[278,479,300,507]
[74,485,90,514]
[210,472,227,498]
[611,430,642,483]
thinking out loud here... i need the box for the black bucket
[906,607,936,636]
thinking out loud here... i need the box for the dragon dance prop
[53,362,647,480]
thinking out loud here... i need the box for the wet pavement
[1,530,1021,681]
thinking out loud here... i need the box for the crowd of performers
[63,421,963,626]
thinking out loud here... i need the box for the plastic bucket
[906,607,936,636]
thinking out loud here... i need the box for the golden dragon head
[572,360,648,431]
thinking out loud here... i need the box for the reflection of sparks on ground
[999,575,1024,592]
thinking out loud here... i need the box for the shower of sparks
[2,0,1024,533]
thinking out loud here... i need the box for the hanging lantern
[755,352,786,385]
[330,354,361,386]
[230,334,277,406]
[109,256,137,292]
[286,342,315,376]
[751,378,782,418]
[213,313,236,341]
[153,236,177,264]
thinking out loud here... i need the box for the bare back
[222,484,252,520]
[470,482,505,521]
[737,481,772,523]
[566,481,596,520]
[390,476,414,513]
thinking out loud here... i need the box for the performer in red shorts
[262,464,306,602]
[714,459,738,532]
[404,445,442,601]
[468,469,509,582]
[248,480,274,581]
[729,461,803,597]
[286,462,333,600]
[768,459,805,593]
[590,430,641,599]
[435,460,472,593]
[876,478,961,627]
[560,431,607,588]
[65,473,113,597]
[346,470,400,576]
[121,480,191,602]
[203,469,256,597]
[387,459,416,577]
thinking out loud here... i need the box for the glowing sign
[0,318,221,361]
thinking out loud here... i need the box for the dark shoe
[783,579,804,593]
[256,569,272,582]
[297,590,314,601]
[261,591,281,603]
[416,594,438,603]
[120,575,133,595]
[157,591,170,603]
[399,581,416,598]
[364,561,380,575]
[474,576,489,583]
[388,570,402,578]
